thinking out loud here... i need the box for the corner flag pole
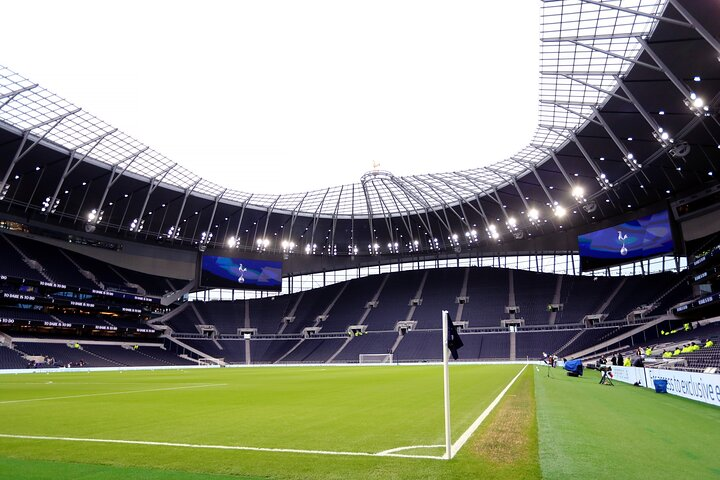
[442,310,452,460]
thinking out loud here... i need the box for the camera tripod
[599,370,614,386]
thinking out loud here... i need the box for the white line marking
[377,444,444,455]
[450,364,528,459]
[0,433,445,460]
[0,383,228,405]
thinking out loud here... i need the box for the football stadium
[1,1,720,479]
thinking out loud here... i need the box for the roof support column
[91,148,146,226]
[133,163,175,237]
[232,197,252,248]
[45,129,118,219]
[201,190,226,246]
[0,110,79,195]
[635,37,695,100]
[170,179,200,244]
[667,0,720,56]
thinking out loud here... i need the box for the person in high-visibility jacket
[645,347,652,356]
[705,339,714,348]
[662,350,672,359]
[673,347,681,356]
[623,357,631,367]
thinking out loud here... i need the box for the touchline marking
[450,364,528,459]
[0,383,228,405]
[0,433,445,461]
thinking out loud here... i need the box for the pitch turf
[0,364,717,479]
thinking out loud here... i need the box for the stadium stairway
[58,249,103,289]
[275,283,348,363]
[454,268,470,321]
[278,291,305,335]
[1,233,54,283]
[597,278,627,315]
[189,302,223,351]
[548,275,563,325]
[106,265,147,296]
[326,275,389,363]
[389,331,404,355]
[556,329,585,355]
[163,336,225,365]
[160,279,196,306]
[150,301,191,327]
[405,270,429,324]
[566,315,672,359]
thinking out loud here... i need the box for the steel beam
[568,40,662,72]
[667,0,720,56]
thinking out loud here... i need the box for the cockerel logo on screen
[238,263,247,283]
[617,231,628,256]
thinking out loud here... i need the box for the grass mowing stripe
[0,433,391,458]
[0,456,265,480]
[535,367,720,480]
[0,365,526,479]
[0,433,448,460]
[447,366,542,480]
[0,383,228,404]
[450,363,527,458]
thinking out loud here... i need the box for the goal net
[359,353,393,364]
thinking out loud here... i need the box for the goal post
[358,353,393,364]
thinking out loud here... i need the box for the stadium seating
[0,234,185,296]
[321,275,380,332]
[152,266,695,366]
[249,296,293,334]
[412,268,466,328]
[278,338,347,363]
[7,235,98,289]
[136,346,197,366]
[556,325,637,357]
[0,345,28,369]
[462,268,509,327]
[0,234,46,281]
[332,331,398,363]
[63,249,135,291]
[365,271,424,331]
[679,345,720,370]
[515,329,580,360]
[192,300,246,334]
[250,339,302,364]
[0,253,699,369]
[13,342,119,368]
[555,275,617,324]
[512,270,556,325]
[283,282,345,334]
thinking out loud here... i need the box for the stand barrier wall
[611,365,720,407]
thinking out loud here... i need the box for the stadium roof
[0,0,719,257]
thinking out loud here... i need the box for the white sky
[2,1,539,194]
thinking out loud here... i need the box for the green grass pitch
[0,364,717,479]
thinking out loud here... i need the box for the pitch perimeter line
[0,383,228,405]
[0,433,445,460]
[450,363,528,459]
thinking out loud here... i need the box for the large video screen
[578,210,675,272]
[200,255,282,291]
